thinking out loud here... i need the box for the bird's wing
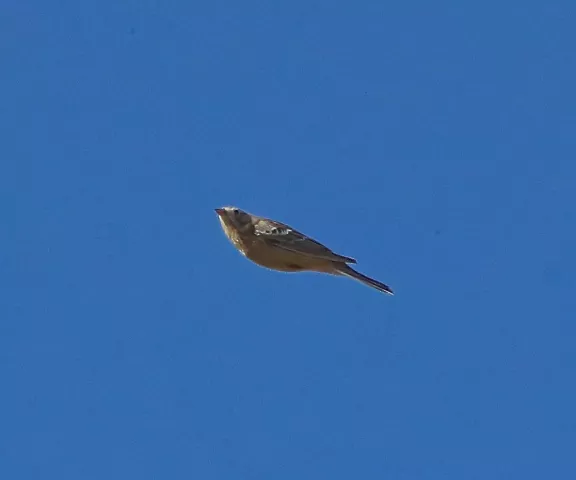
[253,218,356,264]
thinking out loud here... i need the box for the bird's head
[215,206,253,234]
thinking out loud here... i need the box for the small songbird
[215,206,394,295]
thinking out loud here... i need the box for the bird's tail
[336,264,394,295]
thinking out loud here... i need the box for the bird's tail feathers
[336,264,394,295]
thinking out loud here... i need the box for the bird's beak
[214,208,225,216]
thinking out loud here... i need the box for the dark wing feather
[253,218,356,264]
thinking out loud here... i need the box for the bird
[214,206,394,295]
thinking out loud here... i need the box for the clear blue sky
[2,1,575,478]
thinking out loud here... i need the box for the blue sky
[2,1,575,478]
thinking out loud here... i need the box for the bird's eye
[233,209,239,215]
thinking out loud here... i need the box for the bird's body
[215,206,394,295]
[246,242,337,273]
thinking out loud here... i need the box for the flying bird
[215,206,394,295]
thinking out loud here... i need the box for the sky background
[2,1,575,478]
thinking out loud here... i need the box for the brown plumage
[215,206,394,295]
